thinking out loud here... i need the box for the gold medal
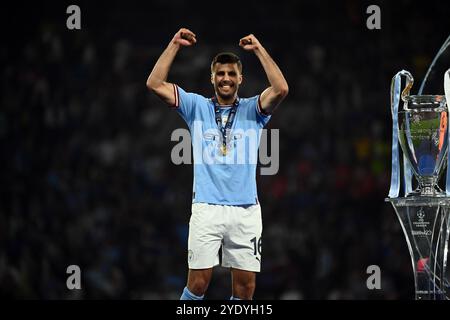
[220,144,227,155]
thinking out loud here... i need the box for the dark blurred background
[1,0,449,299]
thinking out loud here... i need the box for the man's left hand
[239,34,261,51]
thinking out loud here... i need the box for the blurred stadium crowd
[1,0,448,299]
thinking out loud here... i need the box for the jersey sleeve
[255,95,272,127]
[171,85,200,126]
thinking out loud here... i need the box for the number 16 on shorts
[251,237,262,264]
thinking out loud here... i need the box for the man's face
[211,63,243,101]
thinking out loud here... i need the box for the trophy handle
[390,70,414,114]
[445,69,450,105]
[444,69,450,196]
[389,70,415,198]
[400,70,414,102]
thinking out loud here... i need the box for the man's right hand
[172,28,197,47]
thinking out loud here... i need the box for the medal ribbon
[212,96,239,154]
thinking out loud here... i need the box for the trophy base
[407,189,446,197]
[404,182,445,197]
[387,196,450,300]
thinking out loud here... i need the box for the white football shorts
[187,202,263,272]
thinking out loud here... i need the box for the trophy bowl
[398,95,448,196]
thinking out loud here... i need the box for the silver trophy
[398,88,447,196]
[387,64,450,299]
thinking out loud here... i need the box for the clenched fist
[172,28,197,47]
[239,34,261,51]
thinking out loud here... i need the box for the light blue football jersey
[172,85,271,205]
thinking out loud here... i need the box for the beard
[215,81,238,102]
[217,90,235,100]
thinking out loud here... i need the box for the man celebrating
[146,28,288,300]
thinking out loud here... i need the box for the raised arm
[146,28,196,105]
[239,34,289,114]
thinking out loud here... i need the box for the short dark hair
[211,52,242,73]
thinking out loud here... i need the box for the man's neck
[216,94,237,106]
